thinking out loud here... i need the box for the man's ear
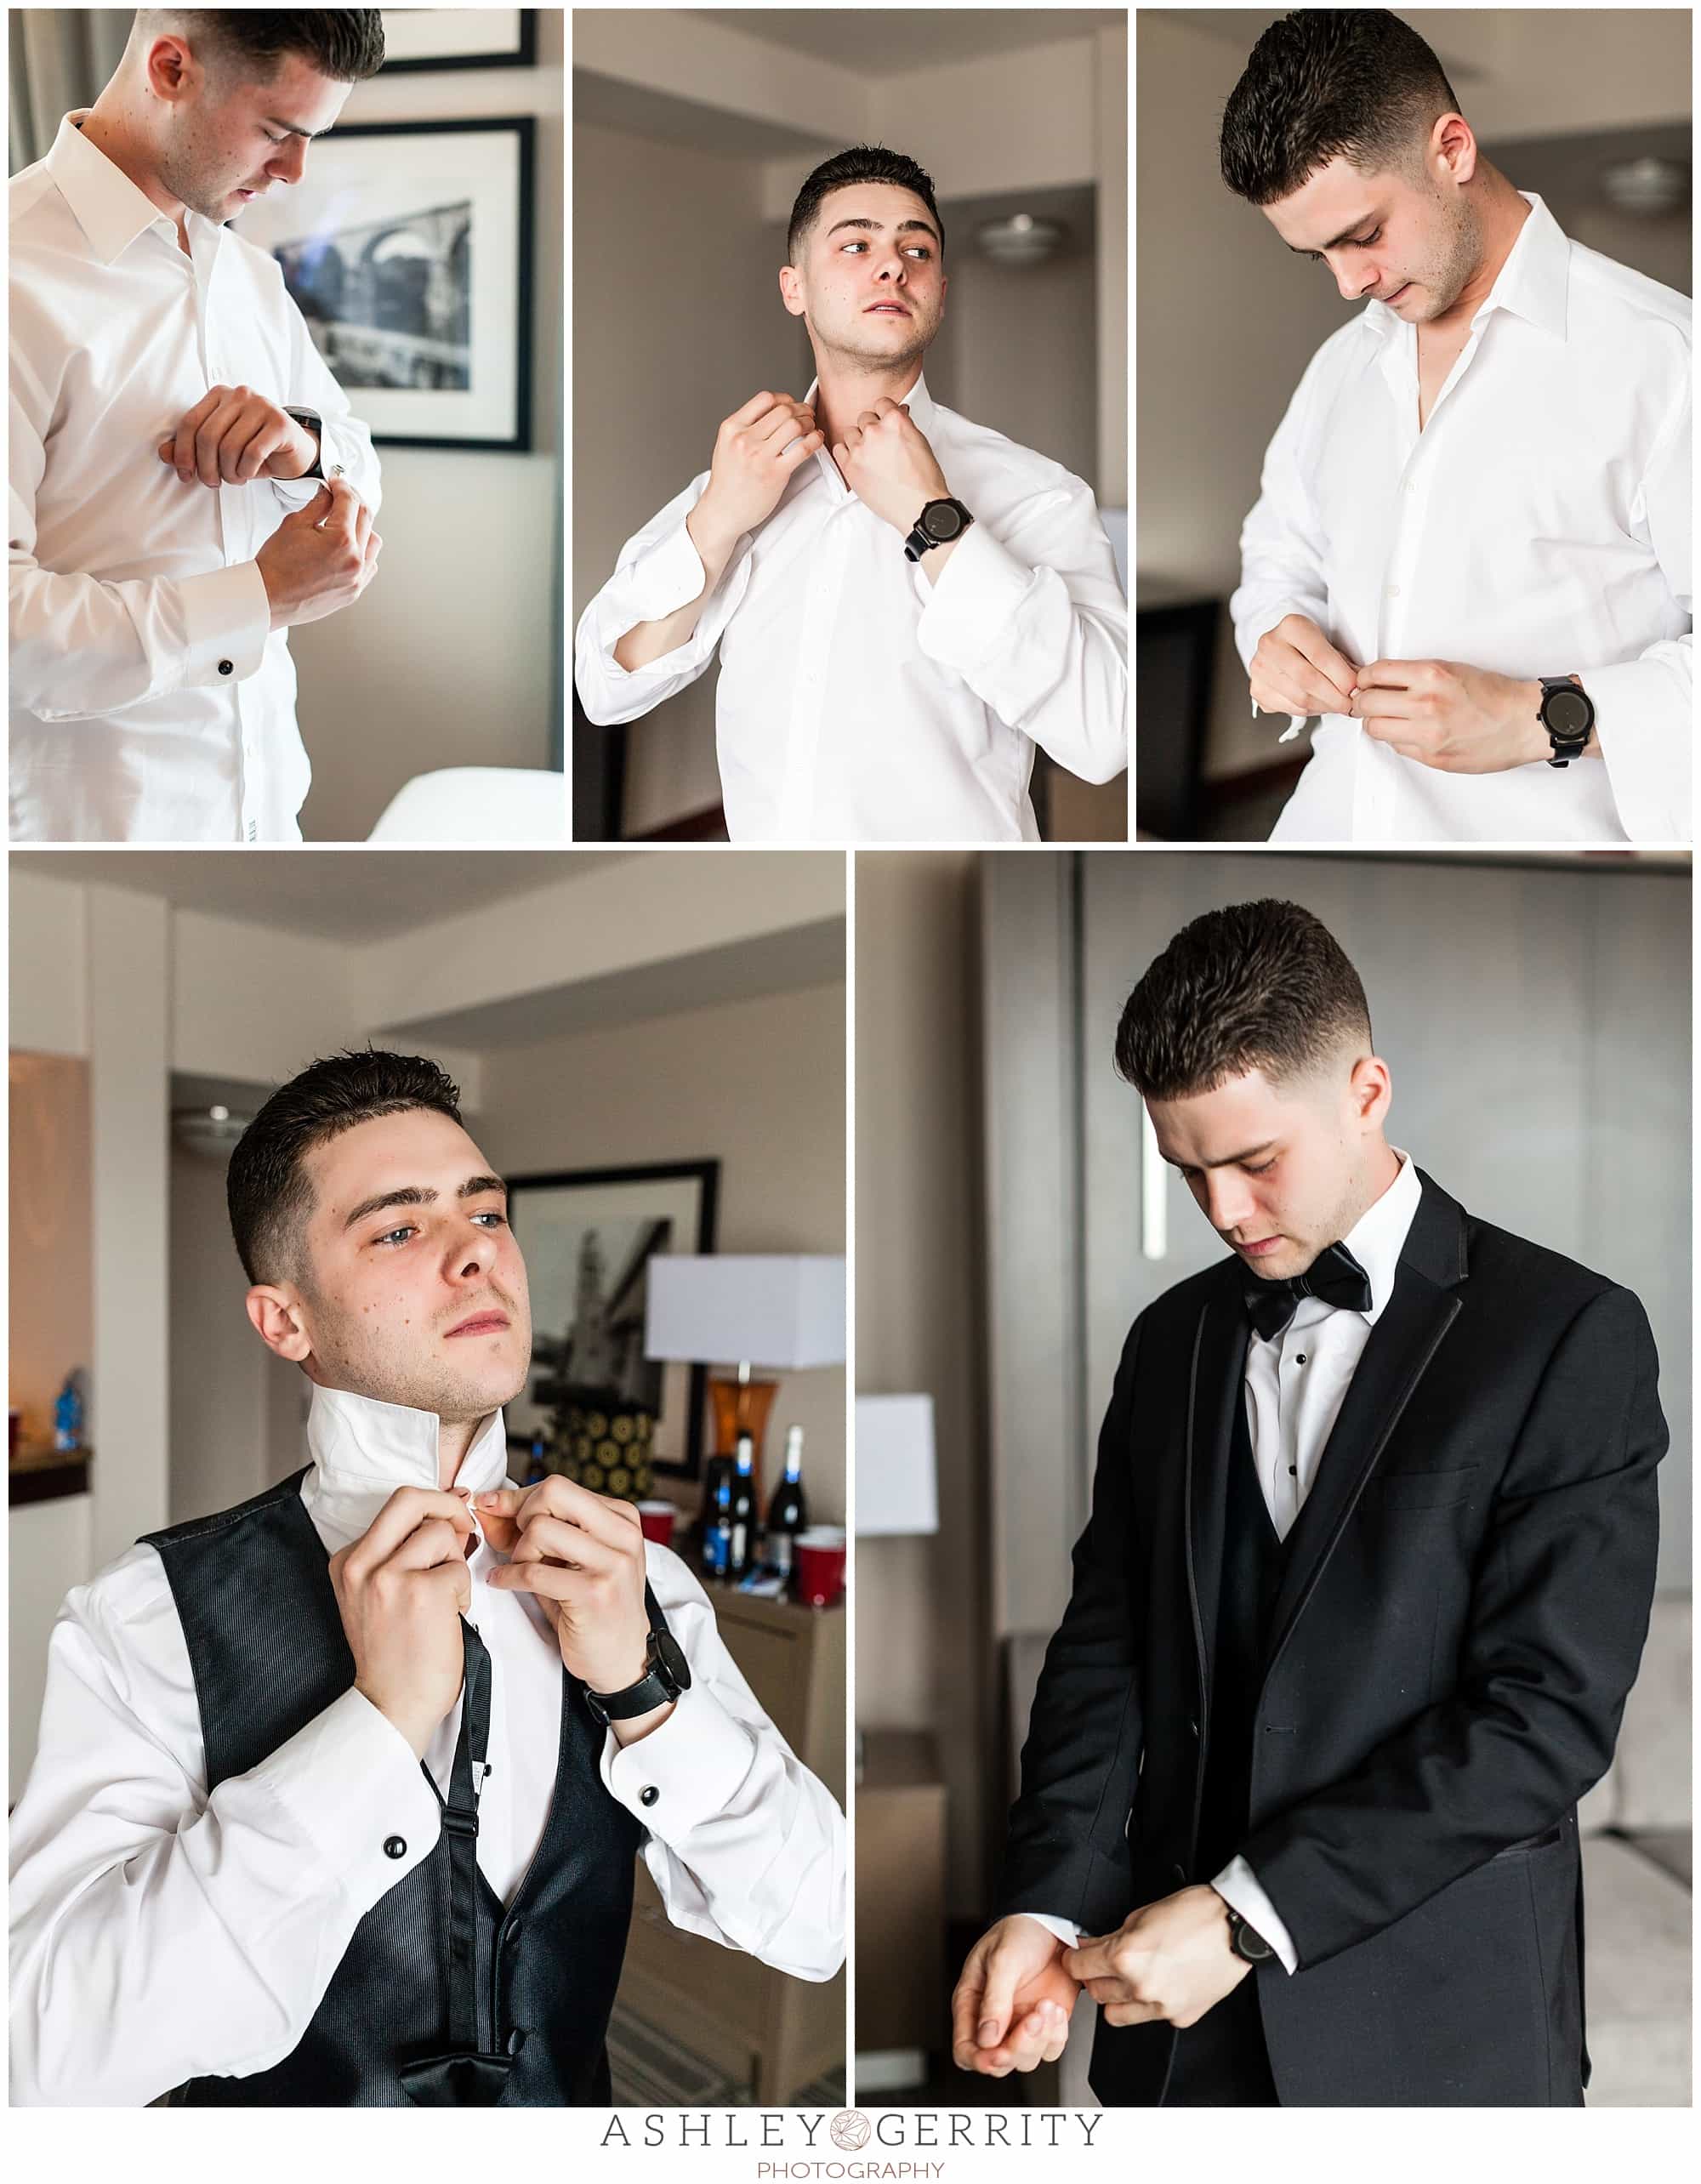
[778,264,806,319]
[1350,1053,1394,1132]
[247,1283,313,1364]
[1432,111,1477,187]
[143,34,196,106]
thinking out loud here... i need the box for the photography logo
[829,2113,871,2152]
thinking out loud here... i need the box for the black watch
[583,1625,692,1725]
[903,496,974,563]
[1225,1906,1276,1965]
[1538,674,1595,767]
[283,406,326,481]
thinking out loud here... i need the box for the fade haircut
[787,145,944,265]
[136,9,386,83]
[1115,901,1374,1101]
[1220,9,1462,207]
[226,1049,462,1287]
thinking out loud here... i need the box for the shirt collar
[299,1382,512,1552]
[45,109,194,266]
[1364,191,1569,345]
[1340,1148,1423,1326]
[802,366,938,436]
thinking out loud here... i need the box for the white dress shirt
[1232,195,1691,845]
[9,113,382,845]
[1026,1156,1423,1981]
[9,1384,845,2107]
[575,372,1128,842]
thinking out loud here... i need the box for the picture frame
[506,1160,720,1485]
[238,118,535,452]
[380,9,538,73]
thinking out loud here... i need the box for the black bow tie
[1242,1240,1373,1343]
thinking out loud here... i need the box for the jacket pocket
[1370,1464,1480,1510]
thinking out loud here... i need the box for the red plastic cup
[637,1501,675,1547]
[793,1526,846,1608]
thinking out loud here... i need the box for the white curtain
[9,8,133,173]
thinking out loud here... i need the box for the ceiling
[13,852,634,941]
[696,9,1125,68]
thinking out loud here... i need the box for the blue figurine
[54,1370,84,1453]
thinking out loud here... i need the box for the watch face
[653,1629,692,1693]
[1545,687,1592,737]
[923,501,964,541]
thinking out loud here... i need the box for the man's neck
[809,348,925,455]
[77,88,191,235]
[438,1413,487,1491]
[1424,170,1532,343]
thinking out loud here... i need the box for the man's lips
[1233,1236,1283,1259]
[445,1311,511,1339]
[865,301,910,316]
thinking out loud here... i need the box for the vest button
[504,1919,523,1945]
[383,1835,407,1858]
[1172,1863,1187,1886]
[1188,1719,1200,1739]
[640,1784,660,1807]
[506,2028,525,2056]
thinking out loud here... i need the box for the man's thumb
[285,483,335,526]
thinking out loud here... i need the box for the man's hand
[476,1480,661,1734]
[255,478,381,631]
[1349,660,1553,771]
[1249,612,1361,719]
[951,1916,1080,2077]
[328,1487,475,1760]
[158,384,317,486]
[692,390,824,555]
[1062,1885,1249,2030]
[831,397,950,535]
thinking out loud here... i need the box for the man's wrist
[686,496,743,577]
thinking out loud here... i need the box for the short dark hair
[1220,9,1461,207]
[140,9,386,83]
[226,1049,462,1286]
[1115,900,1373,1101]
[787,145,944,265]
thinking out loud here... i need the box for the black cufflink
[217,659,233,675]
[640,1785,659,1807]
[383,1834,407,1858]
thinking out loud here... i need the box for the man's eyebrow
[1288,213,1380,255]
[825,214,941,245]
[264,116,332,140]
[341,1174,506,1231]
[1164,1140,1278,1170]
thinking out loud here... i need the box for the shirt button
[383,1834,407,1858]
[218,659,233,675]
[640,1784,660,1807]
[1385,584,1401,598]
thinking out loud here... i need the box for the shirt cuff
[1582,654,1692,842]
[591,515,739,685]
[600,1676,756,1836]
[244,1685,440,1917]
[176,560,271,690]
[1212,1856,1298,1974]
[1017,1911,1081,1950]
[914,519,1035,670]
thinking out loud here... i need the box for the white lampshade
[644,1255,846,1371]
[855,1394,938,1537]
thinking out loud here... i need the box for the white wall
[9,1054,92,1444]
[291,9,566,839]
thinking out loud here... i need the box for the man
[952,900,1664,2105]
[10,10,387,845]
[10,1052,845,2106]
[1221,10,1690,845]
[575,145,1127,844]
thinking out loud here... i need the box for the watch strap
[584,1580,682,1723]
[283,406,325,481]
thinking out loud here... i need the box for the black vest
[1197,1392,1288,1880]
[139,1466,643,2107]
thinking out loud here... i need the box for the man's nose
[1205,1172,1254,1231]
[266,138,306,185]
[1337,258,1378,301]
[451,1225,499,1279]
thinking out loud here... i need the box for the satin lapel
[1185,1274,1249,1714]
[1263,1176,1468,1669]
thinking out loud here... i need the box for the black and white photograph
[240,117,534,450]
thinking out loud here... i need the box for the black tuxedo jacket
[997,1172,1665,2107]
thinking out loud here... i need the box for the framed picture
[507,1161,720,1485]
[380,9,538,72]
[238,118,534,452]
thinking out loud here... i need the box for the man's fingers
[386,1515,475,1573]
[479,1474,643,1553]
[321,475,361,539]
[194,395,242,486]
[975,1947,1023,2049]
[353,500,374,549]
[1288,621,1361,695]
[1061,1939,1114,1981]
[350,1487,475,1571]
[171,388,221,479]
[230,411,281,482]
[730,389,785,426]
[503,1510,622,1575]
[779,429,825,472]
